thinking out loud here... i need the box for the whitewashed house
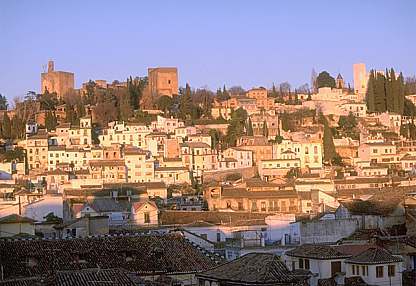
[345,247,403,286]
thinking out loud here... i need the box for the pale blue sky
[0,0,415,100]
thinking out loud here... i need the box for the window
[362,265,368,276]
[144,212,150,223]
[352,265,356,275]
[261,201,266,212]
[299,259,304,269]
[388,265,395,277]
[216,232,221,242]
[304,259,310,270]
[376,266,384,278]
[238,202,243,210]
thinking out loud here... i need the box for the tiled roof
[221,187,298,199]
[124,147,147,155]
[87,198,130,213]
[0,277,43,286]
[0,214,36,224]
[181,142,211,148]
[318,277,369,286]
[333,244,375,256]
[339,199,400,216]
[345,247,402,265]
[132,201,158,212]
[160,211,270,226]
[0,234,222,279]
[55,268,139,286]
[285,244,351,260]
[155,166,188,172]
[197,253,301,284]
[89,160,125,167]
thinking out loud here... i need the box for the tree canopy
[316,71,336,88]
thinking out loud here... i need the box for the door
[331,261,341,276]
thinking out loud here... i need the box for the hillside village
[1,61,416,285]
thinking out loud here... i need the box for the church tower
[336,73,344,89]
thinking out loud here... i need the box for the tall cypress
[385,69,394,113]
[246,117,254,136]
[262,120,268,138]
[366,71,376,112]
[398,72,405,115]
[1,113,11,139]
[374,72,386,112]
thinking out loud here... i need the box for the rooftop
[197,253,301,285]
[345,247,402,265]
[0,234,223,280]
[285,244,351,260]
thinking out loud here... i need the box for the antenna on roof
[42,64,47,73]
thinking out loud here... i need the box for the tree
[366,71,376,112]
[404,98,416,117]
[1,113,11,139]
[94,89,118,127]
[228,86,245,95]
[246,117,254,136]
[10,116,25,140]
[118,90,133,121]
[316,71,336,88]
[194,88,213,117]
[127,76,147,110]
[366,69,406,115]
[297,83,310,94]
[179,83,193,120]
[404,76,416,95]
[225,108,248,147]
[262,120,268,137]
[44,212,63,224]
[274,135,284,144]
[45,111,58,131]
[222,85,230,100]
[311,68,318,93]
[39,91,58,110]
[84,80,96,104]
[209,129,222,150]
[270,83,279,98]
[286,167,300,179]
[157,95,174,114]
[0,94,8,110]
[320,113,337,163]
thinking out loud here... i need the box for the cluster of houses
[1,63,416,285]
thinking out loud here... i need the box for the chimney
[48,60,54,72]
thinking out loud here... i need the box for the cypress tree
[45,111,58,131]
[321,114,337,162]
[374,72,386,112]
[366,71,376,112]
[1,113,11,139]
[398,72,405,115]
[179,83,192,120]
[385,69,394,113]
[263,120,268,138]
[246,117,254,136]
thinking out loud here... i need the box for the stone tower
[41,60,75,99]
[148,67,178,97]
[353,63,367,95]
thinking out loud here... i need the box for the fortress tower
[41,60,74,99]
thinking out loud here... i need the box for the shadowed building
[41,60,74,99]
[148,67,178,97]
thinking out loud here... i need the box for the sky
[0,0,415,100]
